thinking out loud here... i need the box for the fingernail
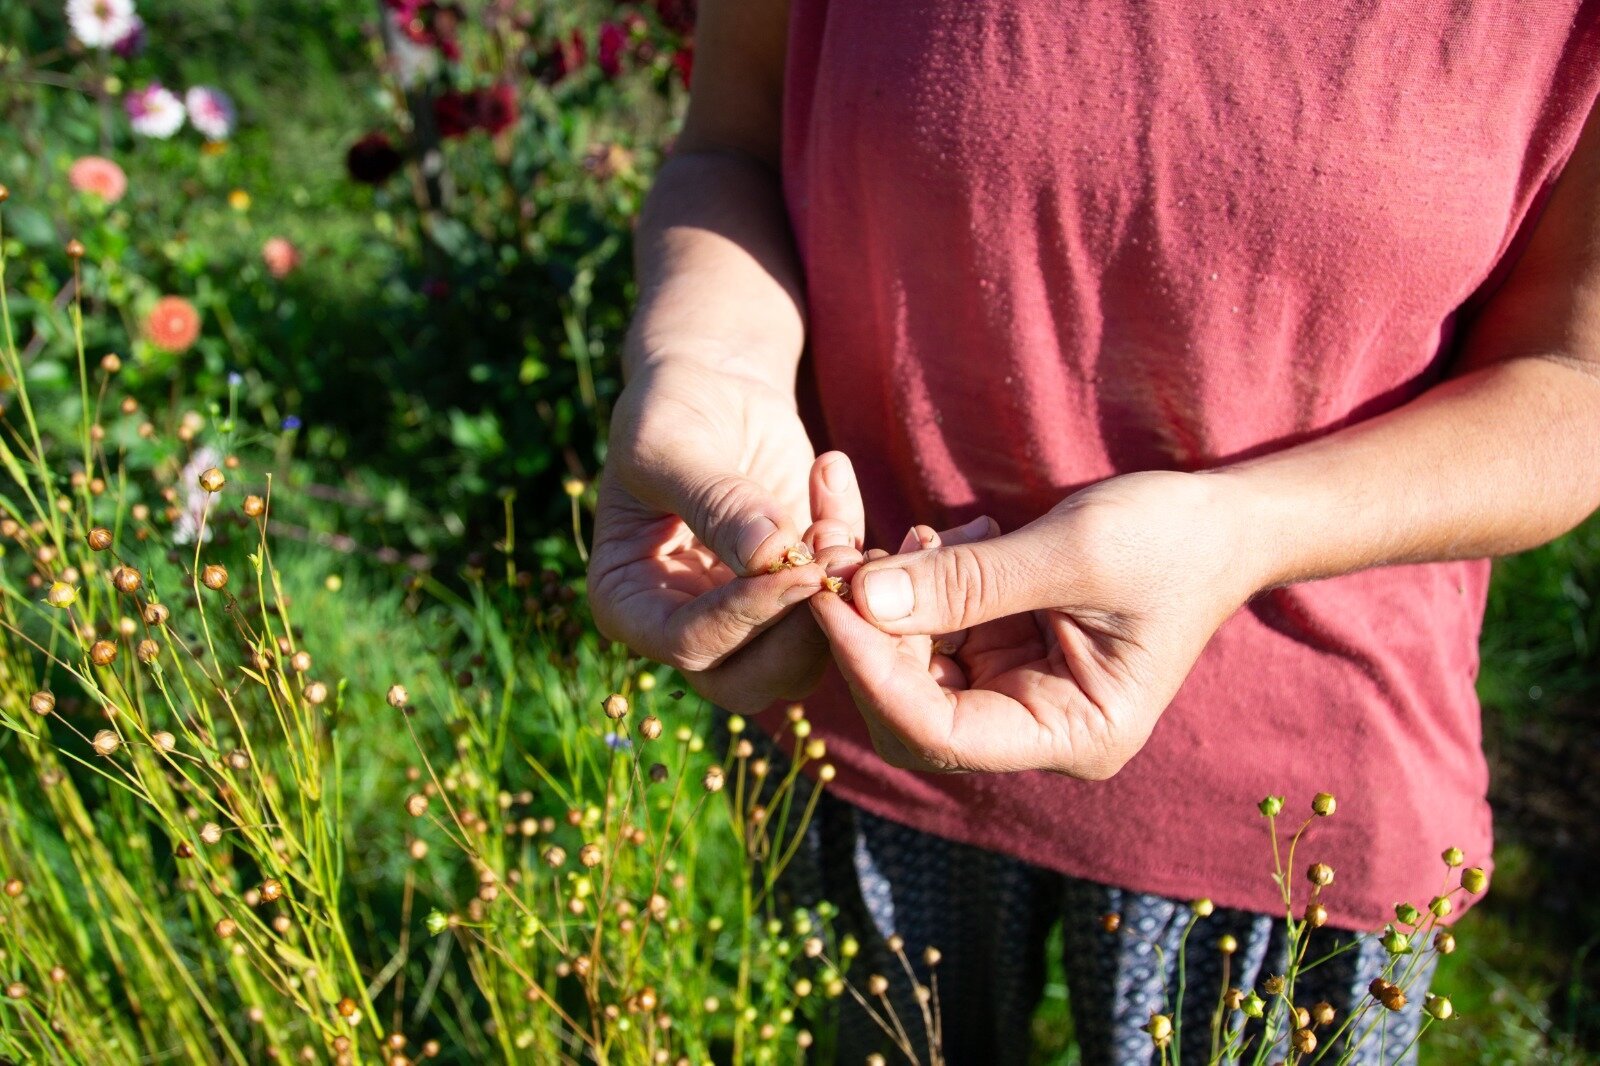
[861,568,914,622]
[897,527,920,553]
[814,528,849,551]
[822,456,853,493]
[958,515,993,538]
[780,583,819,607]
[737,516,778,571]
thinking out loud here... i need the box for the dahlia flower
[184,86,236,141]
[144,295,201,352]
[261,237,300,278]
[67,156,128,204]
[65,0,139,48]
[125,83,185,139]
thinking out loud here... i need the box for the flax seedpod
[201,564,229,591]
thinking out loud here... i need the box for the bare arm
[1220,102,1600,591]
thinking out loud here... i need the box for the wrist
[1196,465,1314,598]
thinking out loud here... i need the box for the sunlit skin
[589,0,1600,777]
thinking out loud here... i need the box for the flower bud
[1394,902,1423,926]
[1242,992,1265,1019]
[1424,994,1453,1020]
[1191,898,1214,917]
[1143,1013,1173,1047]
[1442,847,1464,867]
[46,582,77,608]
[1218,934,1238,956]
[1258,795,1284,817]
[1312,792,1337,816]
[1429,895,1453,918]
[1379,925,1411,955]
[1461,867,1488,894]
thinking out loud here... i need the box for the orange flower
[144,296,201,352]
[261,236,300,278]
[68,156,128,204]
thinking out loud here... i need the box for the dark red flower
[597,21,627,78]
[477,83,519,135]
[395,1,463,60]
[346,132,405,184]
[672,42,693,86]
[433,90,475,138]
[652,0,696,35]
[534,29,587,84]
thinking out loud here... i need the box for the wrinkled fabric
[778,0,1600,929]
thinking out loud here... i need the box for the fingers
[682,607,832,714]
[664,564,825,673]
[630,463,804,577]
[849,515,1057,636]
[808,452,865,550]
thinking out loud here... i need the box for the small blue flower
[604,732,633,752]
[228,371,244,387]
[281,415,303,431]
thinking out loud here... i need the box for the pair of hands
[589,364,1260,777]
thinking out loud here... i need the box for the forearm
[1215,354,1600,594]
[626,149,806,385]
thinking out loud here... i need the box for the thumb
[850,518,1060,635]
[640,467,802,577]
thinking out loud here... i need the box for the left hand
[810,470,1263,777]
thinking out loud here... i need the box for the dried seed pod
[2,879,23,897]
[1143,1013,1173,1047]
[638,715,663,740]
[143,602,171,626]
[702,766,725,793]
[822,575,850,599]
[92,730,121,756]
[215,917,238,938]
[387,684,409,708]
[1434,931,1456,955]
[259,878,284,903]
[65,238,85,259]
[89,640,118,666]
[29,691,55,717]
[243,494,265,518]
[201,564,229,591]
[112,566,143,593]
[136,639,160,663]
[542,846,566,868]
[290,651,312,673]
[337,996,359,1018]
[866,974,889,997]
[198,468,226,493]
[767,543,815,573]
[200,822,224,845]
[405,794,429,818]
[1311,1001,1336,1026]
[602,693,629,720]
[1293,1028,1317,1054]
[5,982,26,1000]
[152,731,176,752]
[175,841,195,859]
[1307,863,1335,887]
[648,763,668,783]
[303,681,329,706]
[46,582,77,608]
[578,844,603,868]
[1304,901,1329,928]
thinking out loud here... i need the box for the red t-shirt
[776,0,1600,928]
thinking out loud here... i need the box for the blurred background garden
[0,1,1596,1062]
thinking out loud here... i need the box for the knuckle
[931,545,989,629]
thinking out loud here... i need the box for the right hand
[588,360,865,712]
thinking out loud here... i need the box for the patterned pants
[750,733,1436,1065]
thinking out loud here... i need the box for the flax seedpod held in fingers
[767,543,815,573]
